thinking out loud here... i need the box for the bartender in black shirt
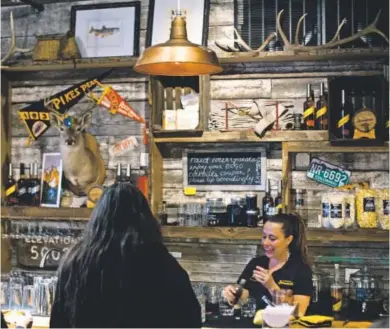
[223,214,313,316]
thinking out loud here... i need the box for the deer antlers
[215,28,276,54]
[215,9,388,55]
[1,12,33,64]
[278,9,389,51]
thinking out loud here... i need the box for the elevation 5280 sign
[306,158,351,188]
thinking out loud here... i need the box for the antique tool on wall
[221,101,261,131]
[49,101,105,196]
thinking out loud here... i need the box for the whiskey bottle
[316,82,328,130]
[262,180,274,222]
[25,163,34,206]
[17,163,28,205]
[5,163,18,206]
[31,163,41,206]
[115,163,122,183]
[275,180,283,214]
[331,264,343,313]
[303,84,316,130]
[338,90,352,139]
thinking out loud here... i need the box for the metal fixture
[134,11,223,76]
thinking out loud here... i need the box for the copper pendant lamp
[134,11,223,76]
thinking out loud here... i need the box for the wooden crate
[150,75,210,137]
[33,34,66,61]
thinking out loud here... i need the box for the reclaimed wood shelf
[153,130,329,143]
[1,206,92,221]
[2,207,388,243]
[285,141,389,153]
[1,48,387,83]
[161,226,389,243]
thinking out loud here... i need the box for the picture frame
[70,1,140,58]
[40,153,63,208]
[146,0,210,47]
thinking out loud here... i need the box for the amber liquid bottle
[303,84,316,130]
[31,163,41,206]
[316,82,328,130]
[5,163,18,206]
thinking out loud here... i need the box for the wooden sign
[183,148,266,191]
[15,235,81,269]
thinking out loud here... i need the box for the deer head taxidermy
[215,10,389,56]
[1,12,33,64]
[48,100,105,195]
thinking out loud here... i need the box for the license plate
[306,158,351,188]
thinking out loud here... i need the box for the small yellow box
[184,187,197,196]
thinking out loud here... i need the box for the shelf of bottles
[157,180,282,228]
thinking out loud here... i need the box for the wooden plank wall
[1,0,389,281]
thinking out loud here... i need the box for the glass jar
[246,192,258,210]
[206,198,227,226]
[246,209,259,227]
[227,197,241,227]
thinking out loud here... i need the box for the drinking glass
[1,281,9,310]
[219,297,234,316]
[9,283,23,310]
[241,297,256,317]
[196,294,206,323]
[22,285,35,313]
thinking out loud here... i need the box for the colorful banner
[88,82,148,144]
[18,70,112,141]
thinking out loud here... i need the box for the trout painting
[89,25,120,38]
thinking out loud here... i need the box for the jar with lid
[206,198,227,226]
[246,209,259,227]
[227,197,242,227]
[238,198,247,226]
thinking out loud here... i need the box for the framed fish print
[146,0,210,47]
[40,153,63,208]
[70,2,140,58]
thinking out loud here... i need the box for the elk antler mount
[215,9,389,56]
[1,12,34,64]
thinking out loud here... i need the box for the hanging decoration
[87,81,148,145]
[18,70,112,143]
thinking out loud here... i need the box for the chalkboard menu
[183,148,266,191]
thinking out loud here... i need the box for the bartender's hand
[252,267,279,292]
[222,285,249,305]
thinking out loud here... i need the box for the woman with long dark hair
[50,183,201,328]
[223,214,313,316]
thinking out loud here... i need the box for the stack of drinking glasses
[178,203,206,227]
[1,271,58,317]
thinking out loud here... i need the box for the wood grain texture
[211,79,272,99]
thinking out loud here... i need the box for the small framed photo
[40,153,63,208]
[146,0,210,47]
[70,1,140,58]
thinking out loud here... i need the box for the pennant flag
[88,82,148,145]
[18,70,112,141]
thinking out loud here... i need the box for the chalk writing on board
[186,152,262,186]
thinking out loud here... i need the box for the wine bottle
[5,163,18,206]
[17,163,28,206]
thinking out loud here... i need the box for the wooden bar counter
[29,316,373,328]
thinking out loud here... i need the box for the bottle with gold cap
[316,82,328,130]
[338,90,352,139]
[5,163,18,206]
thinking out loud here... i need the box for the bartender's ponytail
[267,213,310,265]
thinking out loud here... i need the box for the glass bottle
[303,84,316,130]
[115,163,122,183]
[338,90,352,139]
[5,163,18,206]
[125,164,132,184]
[316,82,328,130]
[31,163,41,206]
[158,201,168,225]
[331,264,343,314]
[262,180,274,222]
[275,180,283,214]
[17,163,28,206]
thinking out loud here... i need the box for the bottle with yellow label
[316,82,328,130]
[331,264,343,313]
[338,90,352,139]
[303,84,316,130]
[5,163,18,206]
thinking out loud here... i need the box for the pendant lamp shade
[134,14,223,76]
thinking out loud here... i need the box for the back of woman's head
[58,184,162,325]
[266,213,309,264]
[84,182,162,250]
